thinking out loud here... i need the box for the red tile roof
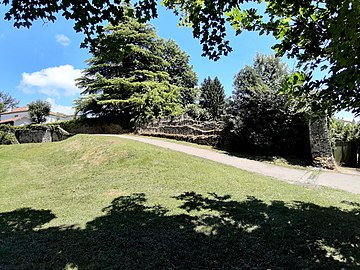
[0,106,66,117]
[0,106,28,115]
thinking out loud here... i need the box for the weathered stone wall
[58,119,128,135]
[309,116,336,170]
[137,115,222,146]
[14,126,71,144]
[68,123,125,134]
[140,115,336,170]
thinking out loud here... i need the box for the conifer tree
[199,76,226,120]
[75,16,185,126]
[160,39,198,106]
[227,54,309,157]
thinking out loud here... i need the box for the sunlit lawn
[1,135,360,269]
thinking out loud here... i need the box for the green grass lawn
[1,134,360,269]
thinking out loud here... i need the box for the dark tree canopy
[199,76,226,120]
[226,54,310,158]
[0,91,19,113]
[28,99,51,124]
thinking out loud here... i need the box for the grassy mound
[1,135,360,269]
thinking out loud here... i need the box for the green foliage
[160,39,198,106]
[329,118,359,167]
[45,113,136,135]
[27,100,51,124]
[0,91,19,113]
[330,118,360,143]
[75,16,194,127]
[161,0,360,115]
[0,131,17,144]
[0,125,17,144]
[46,119,82,133]
[226,54,310,158]
[199,76,226,120]
[1,1,159,51]
[184,103,211,121]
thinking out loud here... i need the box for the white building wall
[0,110,69,125]
[46,115,60,123]
[14,117,33,126]
[1,111,28,121]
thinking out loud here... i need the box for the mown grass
[1,134,360,269]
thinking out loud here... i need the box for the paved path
[101,134,360,194]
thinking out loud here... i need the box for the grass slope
[1,135,360,269]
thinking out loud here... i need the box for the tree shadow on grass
[1,193,360,269]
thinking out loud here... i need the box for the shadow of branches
[1,193,360,269]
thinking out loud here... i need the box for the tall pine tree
[75,16,185,126]
[160,39,198,107]
[199,76,226,120]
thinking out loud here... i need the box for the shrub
[0,125,18,144]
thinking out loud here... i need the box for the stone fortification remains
[308,116,336,170]
[137,115,223,146]
[0,125,71,144]
[15,125,71,144]
[1,115,338,171]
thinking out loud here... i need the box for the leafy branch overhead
[162,0,359,114]
[2,0,359,114]
[1,0,158,48]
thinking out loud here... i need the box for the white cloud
[55,34,71,46]
[46,98,74,115]
[19,65,82,97]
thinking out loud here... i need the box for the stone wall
[141,115,337,170]
[14,126,71,144]
[69,123,125,134]
[58,119,128,135]
[309,116,336,170]
[137,115,222,146]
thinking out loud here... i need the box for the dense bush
[0,125,18,144]
[184,104,212,121]
[0,131,18,144]
[223,54,311,160]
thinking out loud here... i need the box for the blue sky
[0,5,355,120]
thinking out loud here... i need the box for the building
[0,106,72,126]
